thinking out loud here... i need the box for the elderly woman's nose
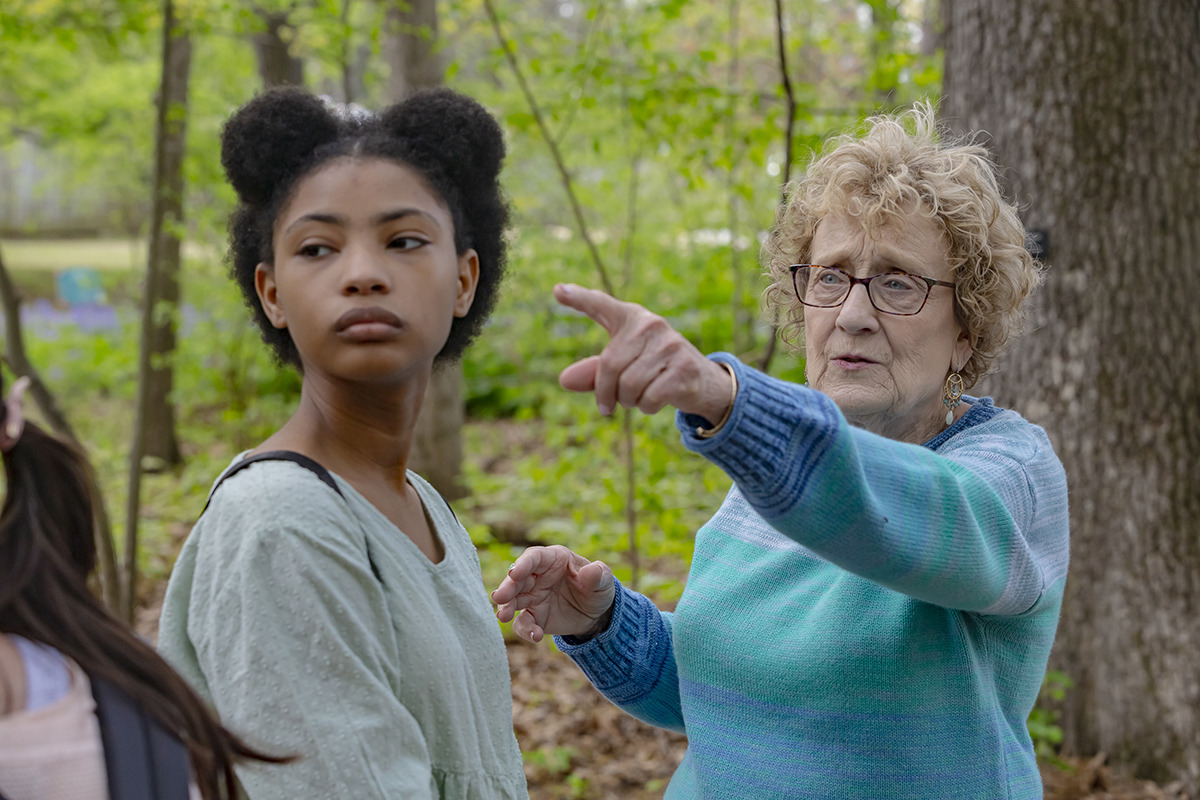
[835,283,879,331]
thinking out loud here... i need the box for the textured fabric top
[158,458,527,800]
[558,353,1069,800]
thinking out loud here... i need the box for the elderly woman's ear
[953,329,974,377]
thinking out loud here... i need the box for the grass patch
[1,238,224,303]
[2,238,145,272]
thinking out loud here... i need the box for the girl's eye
[389,236,427,251]
[298,244,333,258]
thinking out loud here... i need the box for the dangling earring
[943,372,965,426]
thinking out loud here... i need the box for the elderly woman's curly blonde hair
[762,102,1042,389]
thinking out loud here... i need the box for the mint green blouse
[158,458,527,800]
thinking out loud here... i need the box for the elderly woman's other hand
[554,283,733,424]
[491,545,616,644]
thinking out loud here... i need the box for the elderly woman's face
[803,210,972,444]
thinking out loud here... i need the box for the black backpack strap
[91,674,191,800]
[202,450,343,513]
[202,450,461,537]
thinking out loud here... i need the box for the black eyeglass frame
[788,264,956,316]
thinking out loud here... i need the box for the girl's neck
[259,373,429,487]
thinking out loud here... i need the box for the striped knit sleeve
[677,354,1069,616]
[553,579,685,733]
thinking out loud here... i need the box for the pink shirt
[0,636,109,800]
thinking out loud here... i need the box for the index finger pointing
[554,283,630,335]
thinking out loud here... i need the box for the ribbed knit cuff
[553,578,674,705]
[676,353,843,519]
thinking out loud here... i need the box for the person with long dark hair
[0,374,286,800]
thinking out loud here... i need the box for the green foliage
[523,744,585,796]
[459,223,771,596]
[1028,670,1073,764]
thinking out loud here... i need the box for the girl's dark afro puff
[380,89,505,191]
[220,87,342,207]
[222,86,509,368]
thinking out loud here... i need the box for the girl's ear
[454,249,480,318]
[255,263,288,329]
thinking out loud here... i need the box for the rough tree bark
[124,0,191,620]
[383,0,466,500]
[942,0,1200,790]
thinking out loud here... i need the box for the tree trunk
[383,0,465,501]
[125,0,192,620]
[383,0,442,100]
[254,10,304,88]
[942,0,1200,790]
[139,5,190,469]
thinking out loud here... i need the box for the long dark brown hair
[0,374,289,799]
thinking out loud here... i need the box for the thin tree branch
[757,0,797,373]
[125,0,191,621]
[486,0,643,586]
[551,0,608,148]
[621,410,638,590]
[482,0,614,295]
[726,0,747,353]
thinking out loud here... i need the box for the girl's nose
[340,247,391,294]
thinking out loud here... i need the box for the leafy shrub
[1028,670,1073,763]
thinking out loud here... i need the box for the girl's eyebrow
[284,212,343,235]
[372,208,443,229]
[283,208,442,236]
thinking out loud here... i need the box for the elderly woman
[491,104,1069,800]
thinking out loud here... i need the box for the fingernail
[598,403,612,416]
[560,284,572,295]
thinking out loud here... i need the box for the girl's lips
[334,307,404,340]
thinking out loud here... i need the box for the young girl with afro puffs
[157,87,527,800]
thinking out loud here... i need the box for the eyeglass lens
[794,266,930,315]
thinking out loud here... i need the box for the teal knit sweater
[556,354,1069,799]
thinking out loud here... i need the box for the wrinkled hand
[491,545,615,644]
[554,283,732,423]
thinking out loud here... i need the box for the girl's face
[255,157,478,387]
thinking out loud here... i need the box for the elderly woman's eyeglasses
[789,265,955,316]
